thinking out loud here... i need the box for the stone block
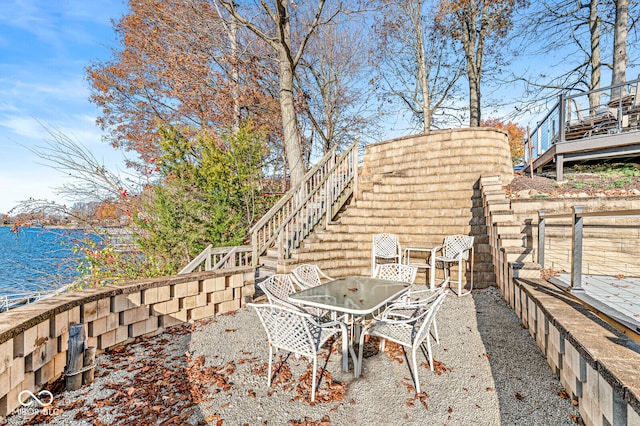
[218,299,240,314]
[628,405,640,426]
[115,325,129,345]
[242,284,255,298]
[0,384,22,417]
[196,292,207,307]
[10,357,24,388]
[53,351,66,378]
[145,316,158,334]
[129,320,147,338]
[35,359,55,386]
[0,340,13,374]
[204,277,226,293]
[180,295,197,310]
[157,285,171,303]
[14,325,39,358]
[159,314,184,328]
[119,306,149,326]
[97,297,111,318]
[89,317,108,337]
[25,338,56,372]
[69,306,81,326]
[187,281,199,296]
[230,274,243,288]
[223,288,234,302]
[82,301,98,323]
[98,330,116,350]
[58,332,69,353]
[211,291,225,305]
[172,283,188,298]
[142,287,158,305]
[0,368,9,396]
[106,312,119,332]
[598,375,614,423]
[50,311,69,338]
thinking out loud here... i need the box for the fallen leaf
[515,392,524,400]
[348,287,358,291]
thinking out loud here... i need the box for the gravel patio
[7,286,581,425]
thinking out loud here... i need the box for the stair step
[510,262,542,279]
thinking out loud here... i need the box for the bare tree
[372,0,463,132]
[219,0,349,187]
[612,0,629,95]
[296,14,377,157]
[436,0,523,127]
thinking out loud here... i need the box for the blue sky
[0,0,129,214]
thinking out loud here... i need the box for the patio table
[289,276,410,373]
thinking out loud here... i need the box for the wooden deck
[525,78,640,180]
[554,273,640,334]
[531,130,640,180]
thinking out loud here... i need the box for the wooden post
[82,346,96,385]
[527,126,534,179]
[66,323,85,391]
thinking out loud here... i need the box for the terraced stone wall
[0,267,254,417]
[480,176,640,425]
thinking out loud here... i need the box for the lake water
[0,226,89,296]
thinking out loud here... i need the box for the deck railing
[180,139,358,273]
[178,245,253,274]
[250,139,358,263]
[537,207,640,291]
[525,77,640,164]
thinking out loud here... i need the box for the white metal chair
[373,263,418,284]
[355,290,447,394]
[433,235,474,297]
[258,274,325,318]
[380,279,449,345]
[249,303,349,402]
[372,233,402,276]
[291,264,334,290]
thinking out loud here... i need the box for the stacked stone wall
[0,268,254,417]
[480,175,640,425]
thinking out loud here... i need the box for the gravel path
[6,287,580,425]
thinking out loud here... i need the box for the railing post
[537,210,545,268]
[205,245,212,271]
[559,92,566,142]
[571,205,585,293]
[353,143,359,201]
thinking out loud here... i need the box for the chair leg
[411,347,421,394]
[426,336,433,372]
[311,358,318,402]
[267,346,273,387]
[432,318,439,345]
[457,260,463,297]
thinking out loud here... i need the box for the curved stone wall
[0,268,255,417]
[293,127,514,285]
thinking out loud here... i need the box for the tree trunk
[612,0,628,92]
[278,51,306,187]
[413,0,431,131]
[588,0,602,112]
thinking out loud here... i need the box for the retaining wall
[480,176,640,425]
[0,267,255,417]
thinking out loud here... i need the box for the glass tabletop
[289,276,410,315]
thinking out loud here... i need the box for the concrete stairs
[281,128,514,288]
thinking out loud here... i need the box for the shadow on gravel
[471,288,581,425]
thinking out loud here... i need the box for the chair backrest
[413,291,447,345]
[373,263,417,284]
[258,274,296,306]
[372,233,401,258]
[291,264,323,289]
[249,303,318,358]
[443,235,474,260]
